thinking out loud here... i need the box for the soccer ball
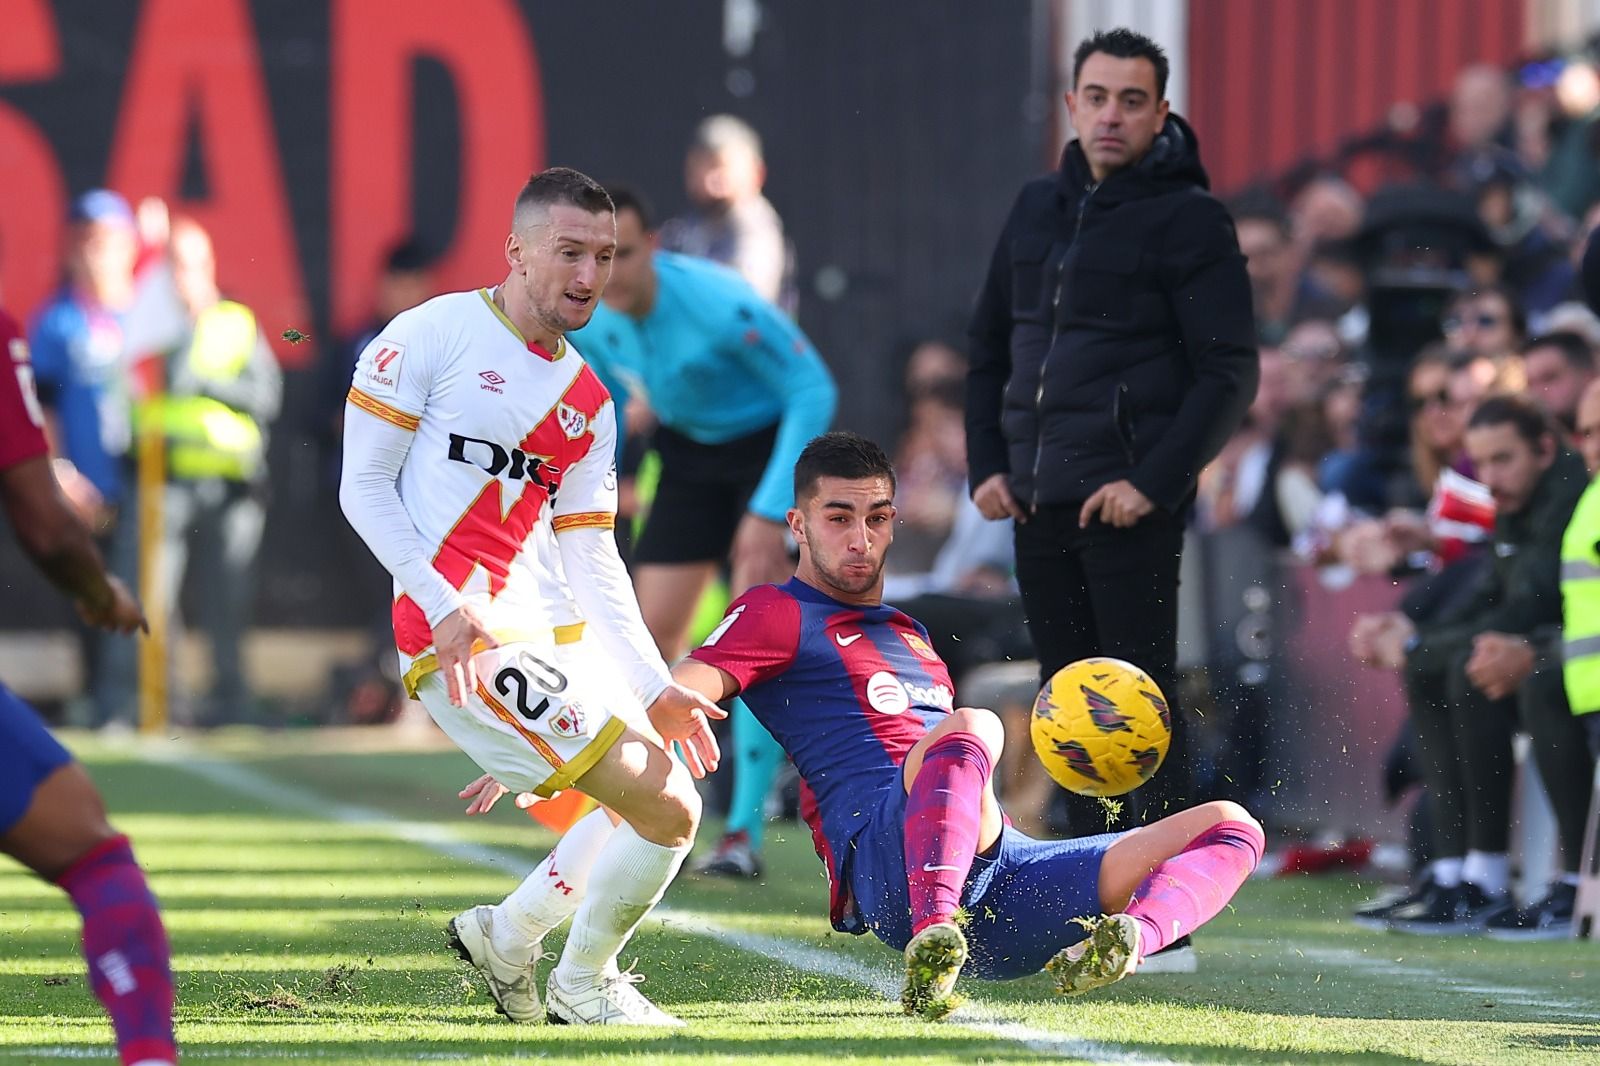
[1030,657,1172,797]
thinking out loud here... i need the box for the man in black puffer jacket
[965,28,1258,837]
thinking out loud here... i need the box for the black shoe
[1484,882,1576,941]
[692,830,763,879]
[1387,881,1511,936]
[1351,877,1437,930]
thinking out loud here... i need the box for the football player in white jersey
[340,168,726,1026]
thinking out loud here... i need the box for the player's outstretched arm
[727,300,837,534]
[672,658,737,703]
[557,525,729,775]
[0,455,146,633]
[551,401,676,703]
[552,400,728,773]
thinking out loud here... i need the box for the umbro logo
[479,370,506,394]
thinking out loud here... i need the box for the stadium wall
[1184,0,1528,193]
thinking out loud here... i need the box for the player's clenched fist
[646,682,729,779]
[433,604,499,707]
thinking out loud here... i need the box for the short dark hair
[794,432,897,503]
[604,184,655,232]
[1466,392,1555,447]
[1073,28,1169,99]
[513,167,613,227]
[1521,330,1595,372]
[383,238,438,275]
[1229,191,1292,239]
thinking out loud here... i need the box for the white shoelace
[601,964,663,1019]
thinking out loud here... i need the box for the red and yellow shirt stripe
[551,511,616,534]
[347,386,420,431]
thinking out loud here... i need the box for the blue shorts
[846,784,1126,980]
[0,683,74,834]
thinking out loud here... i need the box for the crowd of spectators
[866,60,1600,922]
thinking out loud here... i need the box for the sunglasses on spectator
[1409,389,1451,413]
[1442,312,1505,332]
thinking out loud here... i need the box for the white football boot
[446,905,545,1023]
[545,966,685,1026]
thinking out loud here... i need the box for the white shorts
[414,639,644,798]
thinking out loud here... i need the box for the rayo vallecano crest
[557,402,588,440]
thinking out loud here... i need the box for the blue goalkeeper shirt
[572,251,836,522]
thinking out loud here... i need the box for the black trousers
[1405,649,1597,870]
[1013,505,1190,835]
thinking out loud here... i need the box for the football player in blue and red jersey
[0,306,177,1064]
[677,432,1265,1018]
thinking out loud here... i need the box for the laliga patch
[865,671,909,716]
[557,402,588,440]
[359,339,405,394]
[550,700,587,739]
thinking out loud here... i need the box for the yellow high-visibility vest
[136,301,264,481]
[1560,476,1600,714]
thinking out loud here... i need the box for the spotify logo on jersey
[866,671,910,715]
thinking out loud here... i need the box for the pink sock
[904,731,992,935]
[56,836,177,1066]
[1123,819,1264,956]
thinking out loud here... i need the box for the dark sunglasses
[1409,388,1451,413]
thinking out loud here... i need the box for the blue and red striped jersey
[688,576,955,930]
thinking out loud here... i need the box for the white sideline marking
[10,1051,470,1061]
[1298,947,1600,1021]
[665,914,1171,1062]
[157,752,1177,1064]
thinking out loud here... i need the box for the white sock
[492,808,616,956]
[1431,856,1464,888]
[1461,850,1509,897]
[552,822,689,986]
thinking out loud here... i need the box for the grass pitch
[0,731,1596,1064]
